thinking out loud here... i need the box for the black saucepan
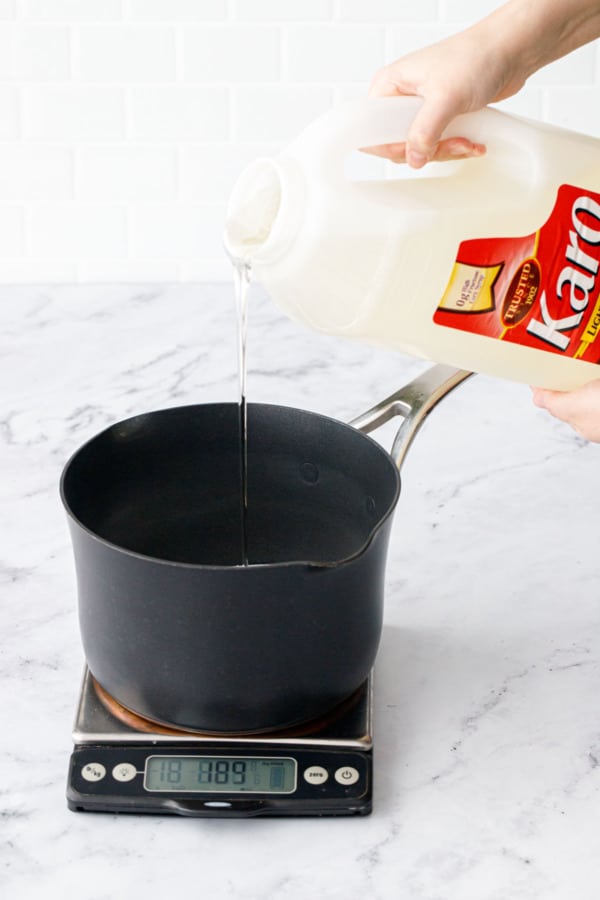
[60,364,469,734]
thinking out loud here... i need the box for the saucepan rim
[59,400,402,572]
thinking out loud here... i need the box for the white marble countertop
[2,282,600,900]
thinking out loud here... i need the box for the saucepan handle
[349,364,473,470]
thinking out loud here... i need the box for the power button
[334,766,359,786]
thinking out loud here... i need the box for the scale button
[334,766,359,786]
[112,762,137,783]
[81,762,106,782]
[303,765,329,785]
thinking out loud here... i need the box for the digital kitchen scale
[67,668,373,817]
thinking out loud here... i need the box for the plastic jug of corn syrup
[224,96,600,389]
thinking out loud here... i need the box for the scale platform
[67,668,373,817]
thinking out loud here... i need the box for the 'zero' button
[334,766,359,786]
[303,765,329,785]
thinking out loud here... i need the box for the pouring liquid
[233,258,251,566]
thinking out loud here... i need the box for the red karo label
[434,184,600,363]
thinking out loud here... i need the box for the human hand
[531,381,600,443]
[367,1,600,168]
[366,24,525,169]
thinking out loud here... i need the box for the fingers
[405,88,487,167]
[413,136,486,167]
[405,92,459,165]
[367,68,486,168]
[368,63,455,167]
[361,137,486,167]
[361,141,409,164]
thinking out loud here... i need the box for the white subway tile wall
[0,0,596,282]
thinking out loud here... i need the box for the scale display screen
[144,755,297,794]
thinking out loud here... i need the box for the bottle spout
[224,158,283,260]
[224,156,303,265]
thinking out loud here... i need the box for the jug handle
[349,364,472,470]
[292,96,536,183]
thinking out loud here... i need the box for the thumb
[531,387,564,413]
[531,381,600,442]
[406,92,465,168]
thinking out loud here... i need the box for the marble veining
[1,281,600,900]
